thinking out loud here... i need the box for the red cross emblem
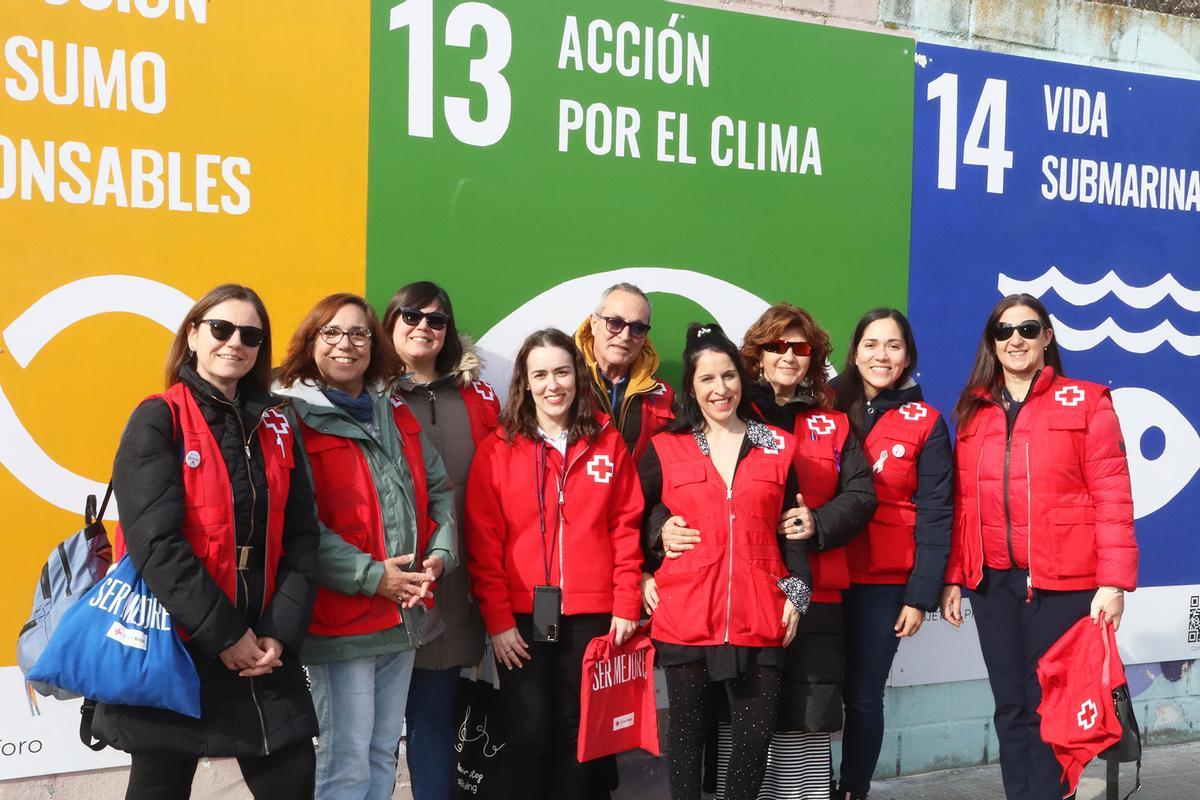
[261,408,291,458]
[652,382,667,396]
[586,454,614,484]
[763,431,786,455]
[473,381,496,402]
[807,415,835,435]
[390,396,405,408]
[1055,386,1085,407]
[1076,698,1098,730]
[899,402,927,422]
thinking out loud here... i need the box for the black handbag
[1100,682,1141,800]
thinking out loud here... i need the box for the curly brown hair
[740,303,834,408]
[499,328,600,445]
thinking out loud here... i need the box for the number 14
[927,73,1014,194]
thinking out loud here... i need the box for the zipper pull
[558,488,565,506]
[244,444,253,465]
[428,389,437,425]
[1025,573,1033,604]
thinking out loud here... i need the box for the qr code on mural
[1190,596,1200,644]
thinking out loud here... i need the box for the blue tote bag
[28,555,201,718]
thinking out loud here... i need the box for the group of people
[97,279,1136,800]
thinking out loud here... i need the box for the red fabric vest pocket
[1048,505,1097,577]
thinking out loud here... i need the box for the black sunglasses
[197,318,265,347]
[399,307,450,331]
[992,320,1045,341]
[762,339,812,356]
[598,315,651,339]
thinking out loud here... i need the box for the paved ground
[611,740,1200,799]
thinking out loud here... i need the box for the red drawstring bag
[577,625,660,762]
[1036,613,1126,796]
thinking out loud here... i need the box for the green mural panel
[367,0,915,385]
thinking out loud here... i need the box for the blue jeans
[839,583,905,795]
[309,649,416,800]
[405,666,461,800]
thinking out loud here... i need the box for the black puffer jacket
[93,364,320,757]
[750,381,876,732]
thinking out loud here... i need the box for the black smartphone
[532,585,562,642]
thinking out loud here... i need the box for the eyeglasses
[196,319,265,348]
[398,307,450,330]
[319,325,372,347]
[992,320,1045,341]
[762,339,812,356]
[597,315,651,339]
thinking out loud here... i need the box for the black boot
[832,785,868,800]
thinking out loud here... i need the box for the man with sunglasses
[573,283,673,799]
[574,283,675,465]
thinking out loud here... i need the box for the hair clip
[696,326,712,337]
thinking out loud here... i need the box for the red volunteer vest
[301,399,433,637]
[848,402,939,584]
[790,408,853,602]
[113,383,295,637]
[650,427,793,648]
[632,382,675,464]
[458,379,501,446]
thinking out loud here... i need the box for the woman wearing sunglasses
[829,309,953,800]
[466,328,643,799]
[95,285,322,799]
[940,294,1136,800]
[383,282,501,800]
[733,304,877,800]
[275,293,456,800]
[642,323,811,800]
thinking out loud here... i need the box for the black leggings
[664,663,781,800]
[125,740,315,800]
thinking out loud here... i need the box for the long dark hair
[954,293,1065,430]
[165,284,272,391]
[382,281,464,378]
[834,308,918,432]
[667,323,757,433]
[499,328,600,445]
[276,293,401,389]
[740,303,834,409]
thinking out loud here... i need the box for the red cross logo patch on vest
[763,431,785,455]
[261,408,291,459]
[898,402,927,422]
[1076,698,1098,730]
[586,454,614,484]
[807,414,835,435]
[390,396,405,408]
[473,381,496,402]
[1055,386,1086,407]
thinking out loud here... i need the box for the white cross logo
[1056,386,1085,407]
[763,431,786,455]
[807,415,835,435]
[473,381,496,402]
[261,408,291,458]
[390,396,405,408]
[586,454,614,484]
[1077,698,1098,731]
[899,402,927,422]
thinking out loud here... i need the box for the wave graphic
[998,267,1200,311]
[1050,315,1200,355]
